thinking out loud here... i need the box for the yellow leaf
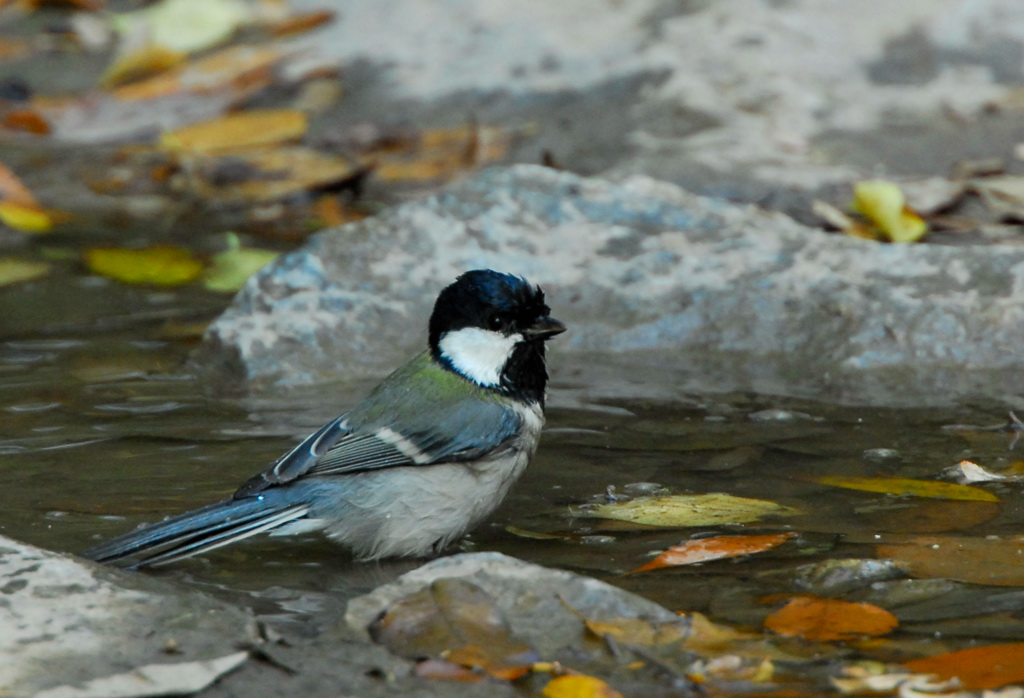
[84,246,204,286]
[0,257,49,285]
[813,474,998,502]
[160,109,308,155]
[203,234,278,292]
[0,202,52,233]
[852,180,928,243]
[101,45,185,88]
[582,493,802,528]
[584,618,688,645]
[543,675,623,698]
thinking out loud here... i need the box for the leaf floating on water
[877,535,1024,587]
[582,494,802,528]
[203,234,278,292]
[542,675,624,698]
[628,532,796,574]
[904,642,1024,691]
[0,201,52,233]
[0,257,49,286]
[763,596,898,642]
[812,474,998,502]
[84,246,204,286]
[368,578,537,681]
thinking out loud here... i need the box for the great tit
[84,269,565,568]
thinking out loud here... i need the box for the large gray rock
[196,165,1024,406]
[0,536,253,696]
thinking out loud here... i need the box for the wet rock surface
[198,165,1024,406]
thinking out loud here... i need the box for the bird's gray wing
[233,354,522,498]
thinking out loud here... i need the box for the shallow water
[4,274,1024,657]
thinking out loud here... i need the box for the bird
[83,269,565,568]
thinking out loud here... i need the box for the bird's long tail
[82,495,310,569]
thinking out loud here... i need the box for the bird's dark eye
[486,314,504,331]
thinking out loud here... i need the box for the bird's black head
[429,270,565,403]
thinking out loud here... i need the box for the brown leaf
[877,535,1024,586]
[1,109,51,135]
[177,147,362,202]
[904,642,1024,690]
[368,578,537,681]
[111,45,284,101]
[161,109,308,155]
[764,596,898,642]
[268,10,335,37]
[628,532,796,574]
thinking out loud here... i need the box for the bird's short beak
[524,316,567,340]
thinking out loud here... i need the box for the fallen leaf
[811,474,998,502]
[84,246,204,286]
[160,109,308,154]
[2,109,51,135]
[851,180,928,242]
[581,493,802,528]
[628,532,796,574]
[101,45,186,88]
[370,125,512,183]
[368,578,537,681]
[203,234,278,292]
[111,0,252,55]
[543,675,624,698]
[764,596,898,642]
[970,176,1024,220]
[0,201,52,233]
[32,651,248,698]
[863,499,1001,534]
[584,617,689,645]
[111,45,283,101]
[0,257,49,285]
[951,459,1016,483]
[268,9,335,37]
[0,161,41,207]
[904,642,1024,690]
[877,535,1024,586]
[179,147,362,202]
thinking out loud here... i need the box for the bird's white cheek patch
[439,327,520,386]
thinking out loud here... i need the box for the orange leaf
[2,109,50,135]
[543,675,623,698]
[160,109,308,154]
[269,10,335,37]
[764,596,898,641]
[905,642,1024,690]
[0,161,39,207]
[629,532,796,574]
[111,45,283,101]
